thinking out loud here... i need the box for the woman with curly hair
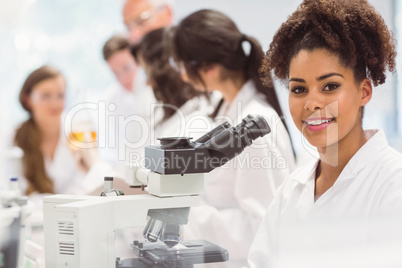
[248,0,402,266]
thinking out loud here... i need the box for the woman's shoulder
[374,145,402,181]
[358,130,402,177]
[383,144,402,161]
[369,146,402,214]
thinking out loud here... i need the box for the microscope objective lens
[143,218,164,243]
[161,224,183,247]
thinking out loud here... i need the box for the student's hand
[67,131,99,173]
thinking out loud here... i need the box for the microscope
[43,114,270,268]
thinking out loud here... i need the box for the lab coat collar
[292,160,319,185]
[340,129,385,180]
[292,129,386,185]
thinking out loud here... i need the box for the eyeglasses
[30,91,65,103]
[125,5,166,33]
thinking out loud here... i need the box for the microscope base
[116,240,228,268]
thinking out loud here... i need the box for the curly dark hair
[261,0,396,87]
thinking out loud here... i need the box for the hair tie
[241,34,251,57]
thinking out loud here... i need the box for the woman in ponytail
[171,9,296,266]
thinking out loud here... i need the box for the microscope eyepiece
[194,121,232,144]
[195,114,271,168]
[158,137,193,149]
[241,114,271,140]
[145,114,271,174]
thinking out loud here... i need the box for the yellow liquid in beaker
[68,131,97,142]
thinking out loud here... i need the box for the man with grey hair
[123,0,173,44]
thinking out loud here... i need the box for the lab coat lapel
[311,130,385,212]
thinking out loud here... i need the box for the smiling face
[288,48,372,150]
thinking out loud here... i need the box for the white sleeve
[64,160,120,195]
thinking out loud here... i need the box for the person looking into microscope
[170,9,296,266]
[131,27,217,142]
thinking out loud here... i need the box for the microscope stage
[116,240,229,268]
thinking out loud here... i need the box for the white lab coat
[184,80,296,267]
[6,122,117,196]
[248,129,402,268]
[96,71,157,177]
[153,93,218,142]
[43,136,117,195]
